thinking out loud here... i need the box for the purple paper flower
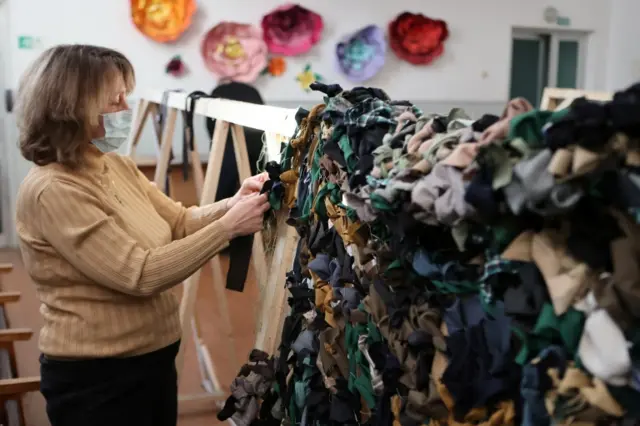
[336,25,386,82]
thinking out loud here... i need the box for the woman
[14,45,270,426]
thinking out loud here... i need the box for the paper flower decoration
[201,22,268,83]
[261,4,324,56]
[388,12,449,65]
[336,25,386,82]
[165,55,187,77]
[130,0,196,43]
[296,64,322,92]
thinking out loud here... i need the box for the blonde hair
[17,45,135,168]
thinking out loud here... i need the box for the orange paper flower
[130,0,196,43]
[268,57,287,76]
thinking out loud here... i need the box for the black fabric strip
[182,91,210,181]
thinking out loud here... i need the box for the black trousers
[40,341,180,426]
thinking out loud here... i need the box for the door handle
[4,89,13,113]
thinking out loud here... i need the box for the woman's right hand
[220,193,270,239]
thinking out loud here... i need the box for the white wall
[0,0,623,246]
[0,0,11,247]
[3,0,616,160]
[606,0,640,91]
[7,0,612,102]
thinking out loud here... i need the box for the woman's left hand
[227,172,269,209]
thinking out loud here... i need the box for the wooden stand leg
[176,120,237,378]
[154,109,178,193]
[190,148,205,198]
[254,212,298,353]
[126,99,152,157]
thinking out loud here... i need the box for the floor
[0,168,262,426]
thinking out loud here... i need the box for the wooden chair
[0,377,41,425]
[0,323,40,425]
[0,293,20,305]
[0,290,31,379]
[0,268,42,425]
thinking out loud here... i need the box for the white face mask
[91,109,133,153]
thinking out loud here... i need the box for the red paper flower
[165,55,187,77]
[388,12,449,65]
[261,4,323,56]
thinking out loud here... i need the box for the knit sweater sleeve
[37,180,231,297]
[127,160,231,238]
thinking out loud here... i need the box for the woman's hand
[220,193,270,239]
[227,172,269,209]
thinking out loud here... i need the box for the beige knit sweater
[16,145,231,358]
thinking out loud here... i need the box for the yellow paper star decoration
[296,64,322,92]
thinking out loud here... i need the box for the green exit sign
[17,35,41,50]
[557,16,571,26]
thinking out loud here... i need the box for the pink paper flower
[261,4,323,56]
[201,22,268,83]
